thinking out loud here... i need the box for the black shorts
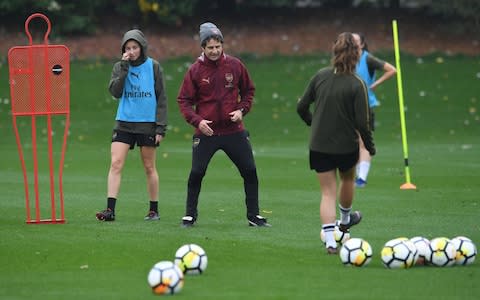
[112,129,159,150]
[309,150,359,173]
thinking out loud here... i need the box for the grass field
[0,53,479,299]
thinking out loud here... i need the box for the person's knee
[188,170,205,186]
[144,164,157,177]
[241,169,258,184]
[110,158,124,174]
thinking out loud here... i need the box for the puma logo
[201,78,210,84]
[130,72,140,79]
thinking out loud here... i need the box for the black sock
[107,197,116,211]
[149,201,158,213]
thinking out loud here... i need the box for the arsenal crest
[225,73,234,88]
[193,137,201,147]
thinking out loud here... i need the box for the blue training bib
[116,58,156,122]
[356,51,378,108]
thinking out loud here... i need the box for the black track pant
[185,130,259,218]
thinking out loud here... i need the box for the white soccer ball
[339,238,372,267]
[404,239,419,265]
[410,236,430,266]
[320,223,351,245]
[381,238,415,269]
[450,236,477,266]
[147,261,184,295]
[427,237,456,267]
[174,243,208,275]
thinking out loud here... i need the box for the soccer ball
[339,238,372,267]
[450,236,477,266]
[381,238,416,269]
[410,236,430,266]
[320,222,350,245]
[147,261,184,295]
[174,243,208,275]
[427,237,456,267]
[404,239,419,265]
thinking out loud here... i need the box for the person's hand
[229,110,243,123]
[198,119,213,136]
[122,52,130,61]
[155,134,163,144]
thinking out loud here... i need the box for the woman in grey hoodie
[96,29,168,222]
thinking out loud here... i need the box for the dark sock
[149,201,158,213]
[107,197,116,211]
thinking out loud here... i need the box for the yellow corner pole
[392,20,416,190]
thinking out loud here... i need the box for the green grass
[0,53,479,299]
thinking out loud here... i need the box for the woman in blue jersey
[353,33,396,188]
[96,29,168,221]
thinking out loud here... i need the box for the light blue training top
[116,57,156,122]
[356,51,378,108]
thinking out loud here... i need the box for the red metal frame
[8,13,70,224]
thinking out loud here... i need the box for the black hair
[201,35,224,48]
[357,32,369,51]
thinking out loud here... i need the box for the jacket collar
[198,52,226,66]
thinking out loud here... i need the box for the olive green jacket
[297,67,375,155]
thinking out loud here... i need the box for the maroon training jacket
[177,52,255,136]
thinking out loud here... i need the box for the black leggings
[185,131,259,218]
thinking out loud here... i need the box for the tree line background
[0,0,478,35]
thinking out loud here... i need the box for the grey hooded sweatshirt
[108,29,167,136]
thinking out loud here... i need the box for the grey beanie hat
[199,22,223,44]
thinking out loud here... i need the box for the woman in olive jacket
[297,32,375,254]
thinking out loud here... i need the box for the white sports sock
[322,223,336,248]
[339,204,351,225]
[357,161,371,181]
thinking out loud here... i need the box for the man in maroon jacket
[177,22,270,227]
